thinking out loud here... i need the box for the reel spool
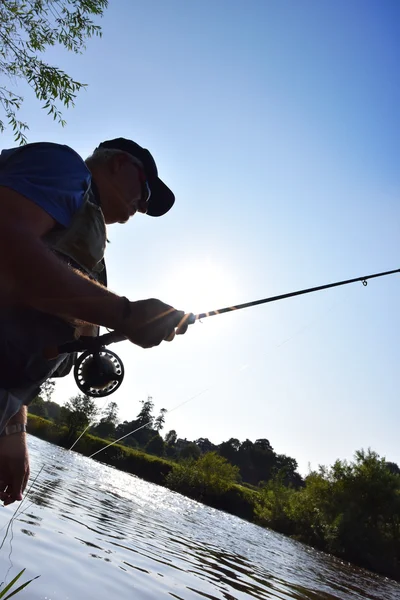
[73,349,125,398]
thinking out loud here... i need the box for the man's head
[86,138,175,224]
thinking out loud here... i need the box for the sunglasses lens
[144,180,151,202]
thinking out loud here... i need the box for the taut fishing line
[88,284,354,461]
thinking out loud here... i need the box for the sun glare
[164,259,239,315]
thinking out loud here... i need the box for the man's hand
[122,299,193,348]
[0,433,30,506]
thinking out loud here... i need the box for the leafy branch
[0,0,108,144]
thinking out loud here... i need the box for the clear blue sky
[2,0,399,474]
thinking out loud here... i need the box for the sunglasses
[133,160,151,204]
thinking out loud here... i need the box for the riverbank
[27,414,400,583]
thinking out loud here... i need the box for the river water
[0,436,398,600]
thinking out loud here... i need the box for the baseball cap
[96,138,175,217]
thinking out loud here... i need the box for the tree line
[29,386,303,489]
[28,384,400,581]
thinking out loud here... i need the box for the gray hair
[85,148,142,169]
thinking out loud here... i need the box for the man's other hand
[0,433,30,506]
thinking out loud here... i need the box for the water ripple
[0,436,398,600]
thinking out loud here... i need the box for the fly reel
[73,349,125,398]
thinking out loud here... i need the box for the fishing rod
[60,266,399,398]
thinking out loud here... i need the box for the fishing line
[0,466,45,586]
[88,286,352,461]
[68,396,110,451]
[88,387,213,459]
[1,267,398,570]
[0,399,110,574]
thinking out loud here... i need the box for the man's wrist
[7,406,27,427]
[0,423,27,437]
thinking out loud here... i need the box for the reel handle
[58,313,196,355]
[58,332,127,355]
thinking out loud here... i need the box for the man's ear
[108,152,126,174]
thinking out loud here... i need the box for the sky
[2,0,399,475]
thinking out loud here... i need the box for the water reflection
[0,436,399,600]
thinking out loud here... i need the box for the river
[0,436,398,600]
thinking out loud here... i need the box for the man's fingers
[3,496,15,506]
[10,472,24,502]
[166,312,195,341]
[176,313,195,335]
[22,469,30,494]
[164,330,176,342]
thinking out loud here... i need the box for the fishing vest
[0,185,107,389]
[0,147,108,388]
[44,185,107,287]
[35,184,108,381]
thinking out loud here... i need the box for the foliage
[290,449,400,577]
[60,394,98,439]
[0,568,39,599]
[136,397,155,429]
[195,437,216,453]
[28,396,48,418]
[91,401,119,438]
[115,396,161,447]
[28,396,62,422]
[254,472,296,534]
[0,0,108,143]
[218,437,302,488]
[164,429,177,445]
[166,452,240,498]
[102,401,119,425]
[145,434,165,456]
[178,441,202,461]
[39,379,55,402]
[26,410,400,582]
[154,408,167,432]
[27,413,65,444]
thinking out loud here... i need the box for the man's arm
[6,406,27,426]
[0,187,190,349]
[0,406,29,506]
[0,187,126,329]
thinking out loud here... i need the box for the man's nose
[137,198,149,214]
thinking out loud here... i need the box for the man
[0,137,192,506]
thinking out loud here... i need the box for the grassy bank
[27,414,400,583]
[28,414,257,517]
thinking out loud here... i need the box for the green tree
[179,442,201,461]
[195,437,216,454]
[115,419,140,447]
[40,379,56,402]
[102,401,119,425]
[45,400,61,422]
[195,452,240,493]
[164,429,177,457]
[136,397,155,429]
[92,400,119,438]
[0,0,108,143]
[164,429,177,446]
[166,452,240,499]
[255,472,296,533]
[274,454,303,488]
[145,434,165,457]
[28,395,48,418]
[154,408,167,432]
[113,397,157,448]
[288,449,400,577]
[218,438,241,464]
[60,394,98,439]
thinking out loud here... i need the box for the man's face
[101,153,150,224]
